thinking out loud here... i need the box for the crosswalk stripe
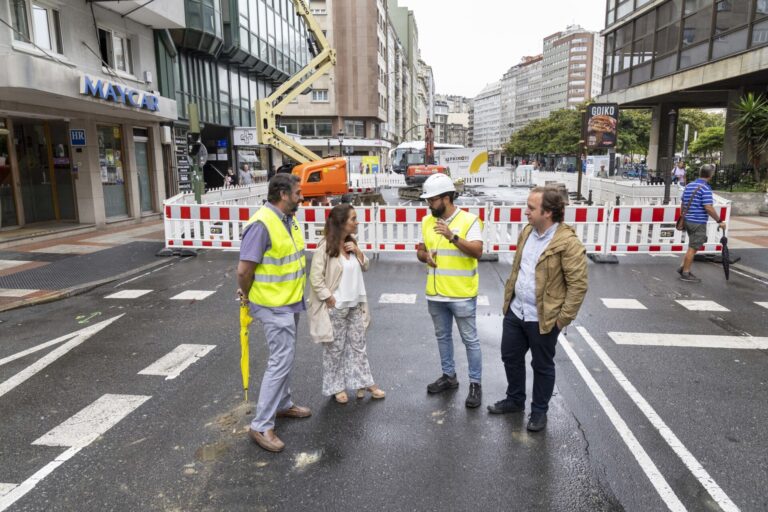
[601,298,647,310]
[0,485,15,498]
[609,332,768,350]
[138,344,216,380]
[378,293,416,304]
[675,300,729,312]
[105,289,153,299]
[477,295,490,306]
[757,302,768,310]
[170,290,216,301]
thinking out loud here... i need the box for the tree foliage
[732,92,768,181]
[688,126,724,157]
[677,109,725,152]
[505,108,581,156]
[616,109,651,156]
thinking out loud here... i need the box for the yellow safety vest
[245,206,306,307]
[422,209,482,298]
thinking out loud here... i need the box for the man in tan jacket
[488,187,588,432]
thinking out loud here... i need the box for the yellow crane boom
[254,0,336,164]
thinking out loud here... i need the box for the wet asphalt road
[1,249,766,511]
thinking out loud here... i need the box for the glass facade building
[602,0,768,93]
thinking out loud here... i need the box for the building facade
[470,81,503,164]
[598,0,768,170]
[513,55,544,131]
[1,0,182,229]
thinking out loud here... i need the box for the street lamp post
[337,130,344,158]
[663,109,677,205]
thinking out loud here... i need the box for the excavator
[254,0,382,205]
[400,118,448,199]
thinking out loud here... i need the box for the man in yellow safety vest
[237,173,311,452]
[416,173,485,408]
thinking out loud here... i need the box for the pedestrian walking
[672,161,686,185]
[237,174,311,453]
[416,173,485,408]
[488,187,588,432]
[307,204,385,404]
[677,164,726,283]
[225,167,235,187]
[239,163,254,185]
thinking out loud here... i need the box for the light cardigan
[307,238,371,343]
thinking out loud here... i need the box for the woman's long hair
[324,204,354,258]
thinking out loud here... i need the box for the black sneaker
[427,373,459,394]
[487,398,525,414]
[527,412,547,432]
[465,383,482,408]
[676,266,684,276]
[679,272,701,283]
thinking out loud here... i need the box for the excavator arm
[255,0,336,164]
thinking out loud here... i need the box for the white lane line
[675,300,730,312]
[104,289,153,299]
[756,302,768,310]
[601,298,647,310]
[33,394,151,448]
[477,295,490,306]
[0,315,124,398]
[577,326,739,512]
[559,333,686,511]
[609,332,768,350]
[30,244,105,254]
[0,289,39,298]
[378,293,416,304]
[0,394,150,512]
[0,485,15,498]
[138,344,216,380]
[170,290,216,301]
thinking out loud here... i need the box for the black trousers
[501,309,560,413]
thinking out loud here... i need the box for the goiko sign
[80,76,159,112]
[586,103,619,149]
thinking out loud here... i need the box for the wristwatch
[451,234,459,244]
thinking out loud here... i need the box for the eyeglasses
[426,196,443,205]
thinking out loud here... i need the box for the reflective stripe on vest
[245,206,306,307]
[422,210,482,298]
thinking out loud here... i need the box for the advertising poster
[436,149,488,179]
[586,103,619,149]
[361,156,380,174]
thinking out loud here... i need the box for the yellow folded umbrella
[239,303,253,401]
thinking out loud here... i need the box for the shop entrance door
[0,124,19,229]
[134,137,153,213]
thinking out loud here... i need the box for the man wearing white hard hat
[416,173,484,408]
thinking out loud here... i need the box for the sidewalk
[0,220,170,312]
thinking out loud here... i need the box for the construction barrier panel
[164,201,730,257]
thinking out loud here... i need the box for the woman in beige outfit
[307,204,385,403]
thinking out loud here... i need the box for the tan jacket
[307,239,371,343]
[503,223,588,334]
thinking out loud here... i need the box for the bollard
[615,195,620,206]
[587,190,593,206]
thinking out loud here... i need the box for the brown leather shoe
[249,428,285,452]
[276,404,312,418]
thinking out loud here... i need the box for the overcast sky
[398,0,607,98]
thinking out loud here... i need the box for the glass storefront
[98,125,128,218]
[0,120,18,228]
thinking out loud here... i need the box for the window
[715,0,748,34]
[11,0,62,53]
[98,28,133,74]
[311,89,328,102]
[307,171,322,182]
[344,120,365,138]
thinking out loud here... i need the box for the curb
[0,257,178,313]
[728,262,768,282]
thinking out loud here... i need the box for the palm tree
[732,92,768,181]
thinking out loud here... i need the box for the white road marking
[378,293,416,304]
[0,485,15,498]
[104,289,153,299]
[171,290,216,301]
[756,302,768,310]
[559,334,686,511]
[577,326,740,512]
[0,394,150,512]
[609,332,768,350]
[0,260,33,271]
[675,300,730,312]
[601,298,647,310]
[0,289,38,298]
[138,344,216,380]
[477,295,490,306]
[30,244,106,254]
[650,254,678,257]
[0,315,124,398]
[33,394,151,448]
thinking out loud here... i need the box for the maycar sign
[80,76,159,112]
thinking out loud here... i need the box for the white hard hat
[419,173,455,199]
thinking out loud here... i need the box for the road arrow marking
[0,315,125,399]
[0,394,150,512]
[609,332,768,350]
[138,344,216,380]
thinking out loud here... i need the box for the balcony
[169,0,224,55]
[88,0,185,29]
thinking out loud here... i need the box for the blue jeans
[427,298,482,383]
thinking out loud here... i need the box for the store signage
[70,129,86,146]
[80,76,159,112]
[586,103,618,149]
[233,127,258,146]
